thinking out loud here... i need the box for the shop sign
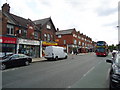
[96,46,105,48]
[19,39,40,45]
[0,36,17,44]
[42,41,58,46]
[55,39,59,42]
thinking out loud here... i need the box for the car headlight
[112,74,119,79]
[113,65,120,75]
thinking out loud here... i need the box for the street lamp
[117,25,120,51]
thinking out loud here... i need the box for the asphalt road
[2,53,111,89]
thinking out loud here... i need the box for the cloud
[96,7,117,16]
[0,0,119,45]
[103,21,118,27]
[95,0,118,16]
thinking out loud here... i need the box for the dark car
[106,53,120,89]
[0,54,32,70]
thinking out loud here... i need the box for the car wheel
[25,61,30,66]
[65,56,67,59]
[0,64,6,70]
[55,56,58,60]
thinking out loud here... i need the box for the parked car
[44,46,68,60]
[106,53,120,89]
[0,54,32,70]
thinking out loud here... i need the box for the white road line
[83,66,95,77]
[67,60,103,88]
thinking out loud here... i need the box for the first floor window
[34,32,38,39]
[7,24,14,35]
[64,40,66,44]
[22,30,27,38]
[58,35,61,38]
[47,34,50,41]
[74,40,77,45]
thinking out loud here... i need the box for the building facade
[56,28,94,54]
[34,17,57,56]
[1,3,41,58]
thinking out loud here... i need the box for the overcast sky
[0,0,119,45]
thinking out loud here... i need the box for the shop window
[7,24,14,35]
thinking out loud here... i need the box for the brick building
[34,17,57,56]
[56,28,94,53]
[0,3,41,57]
[56,28,79,53]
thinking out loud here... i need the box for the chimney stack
[57,28,59,31]
[2,3,10,13]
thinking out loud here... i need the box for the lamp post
[117,25,120,51]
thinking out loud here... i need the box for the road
[2,53,111,89]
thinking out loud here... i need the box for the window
[78,36,81,39]
[51,35,53,38]
[7,24,14,35]
[12,54,19,59]
[47,34,50,41]
[46,25,51,29]
[58,35,61,38]
[64,40,66,44]
[34,32,38,39]
[22,30,27,38]
[79,41,81,45]
[82,42,84,46]
[74,40,77,44]
[44,34,47,41]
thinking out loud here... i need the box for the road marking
[68,60,103,88]
[83,66,95,77]
[106,68,110,81]
[83,61,102,78]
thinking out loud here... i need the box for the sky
[0,0,119,45]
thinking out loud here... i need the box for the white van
[44,46,68,60]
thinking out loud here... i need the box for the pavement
[32,53,94,63]
[32,57,47,63]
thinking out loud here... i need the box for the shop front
[42,41,58,56]
[0,36,17,57]
[17,38,40,58]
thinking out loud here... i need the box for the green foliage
[108,44,120,52]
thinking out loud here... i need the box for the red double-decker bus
[95,41,109,57]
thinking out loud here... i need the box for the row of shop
[0,36,95,58]
[0,36,58,58]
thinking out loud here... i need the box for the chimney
[57,28,59,31]
[2,3,10,13]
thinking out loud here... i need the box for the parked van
[44,46,68,60]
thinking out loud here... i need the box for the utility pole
[116,3,119,51]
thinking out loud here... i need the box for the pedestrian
[71,51,74,59]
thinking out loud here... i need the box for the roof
[9,13,29,28]
[56,29,75,35]
[34,17,50,26]
[34,17,56,31]
[3,12,39,30]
